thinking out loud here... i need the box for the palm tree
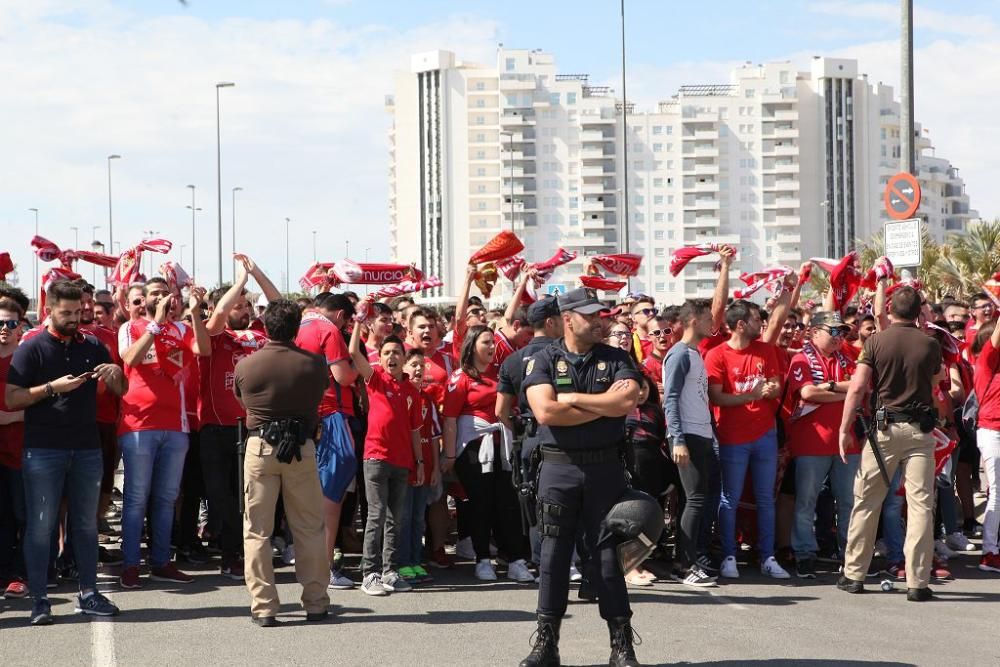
[947,219,1000,292]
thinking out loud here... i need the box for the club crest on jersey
[793,368,804,382]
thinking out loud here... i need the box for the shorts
[315,412,358,503]
[98,421,119,494]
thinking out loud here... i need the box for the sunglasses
[648,328,671,338]
[818,326,845,337]
[468,308,485,317]
[633,308,656,317]
[131,298,144,306]
[0,320,20,330]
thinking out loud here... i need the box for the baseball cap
[811,310,850,330]
[527,296,560,326]
[557,288,608,315]
[255,294,268,308]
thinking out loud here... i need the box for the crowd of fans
[0,246,993,625]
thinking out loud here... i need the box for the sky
[2,0,998,296]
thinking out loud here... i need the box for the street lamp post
[284,218,290,294]
[107,154,121,253]
[216,81,236,289]
[231,186,243,281]
[141,229,158,278]
[180,244,187,267]
[186,184,197,277]
[70,226,79,250]
[312,231,317,261]
[345,240,350,259]
[28,208,38,306]
[91,239,105,286]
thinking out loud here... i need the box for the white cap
[256,294,268,308]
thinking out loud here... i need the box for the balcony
[763,215,799,227]
[694,145,719,158]
[500,150,524,161]
[683,215,721,229]
[776,233,799,245]
[776,196,800,208]
[683,197,720,211]
[582,216,609,230]
[773,109,797,121]
[582,165,614,178]
[773,127,798,139]
[776,249,801,263]
[581,147,614,160]
[583,197,615,211]
[582,180,615,194]
[581,130,613,142]
[501,111,536,125]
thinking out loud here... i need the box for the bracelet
[145,322,162,336]
[44,382,55,398]
[416,459,424,464]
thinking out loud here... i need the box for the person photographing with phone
[117,277,210,590]
[5,280,127,625]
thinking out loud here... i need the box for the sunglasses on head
[0,320,19,330]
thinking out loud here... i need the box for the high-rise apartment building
[387,49,975,304]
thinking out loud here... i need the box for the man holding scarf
[117,277,210,589]
[783,311,860,579]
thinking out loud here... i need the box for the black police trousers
[536,458,630,621]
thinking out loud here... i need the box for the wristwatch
[827,381,836,392]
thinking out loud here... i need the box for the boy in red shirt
[348,321,423,597]
[397,349,441,584]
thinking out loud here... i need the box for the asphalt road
[1,544,997,667]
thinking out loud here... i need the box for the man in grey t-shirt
[662,298,720,587]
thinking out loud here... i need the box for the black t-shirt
[523,338,642,451]
[498,335,555,413]
[8,330,111,449]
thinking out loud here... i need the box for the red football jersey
[199,328,268,426]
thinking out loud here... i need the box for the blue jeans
[719,429,778,560]
[22,448,102,599]
[792,454,860,559]
[881,467,905,563]
[119,430,189,568]
[398,484,431,567]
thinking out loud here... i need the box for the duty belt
[540,445,621,465]
[884,413,918,424]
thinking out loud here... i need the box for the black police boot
[519,614,561,667]
[607,616,641,667]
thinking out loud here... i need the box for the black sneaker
[30,598,54,626]
[795,557,817,580]
[836,575,864,594]
[99,546,124,566]
[695,554,720,576]
[179,543,212,565]
[76,591,121,617]
[682,566,718,588]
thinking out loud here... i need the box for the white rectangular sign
[883,218,922,268]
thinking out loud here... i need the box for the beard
[51,318,78,337]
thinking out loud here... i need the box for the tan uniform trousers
[243,436,329,618]
[843,421,935,589]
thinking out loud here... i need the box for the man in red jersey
[117,277,210,590]
[198,255,281,580]
[365,303,395,363]
[640,315,672,392]
[407,309,455,409]
[295,292,360,590]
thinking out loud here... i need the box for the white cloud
[0,2,498,293]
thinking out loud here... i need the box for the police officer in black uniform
[519,288,643,667]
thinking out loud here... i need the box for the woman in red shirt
[442,325,533,583]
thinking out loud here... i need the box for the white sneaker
[360,572,386,596]
[761,556,791,579]
[935,539,956,560]
[282,544,296,566]
[946,532,976,552]
[720,556,740,579]
[456,537,477,561]
[475,559,497,581]
[507,559,535,583]
[569,564,583,582]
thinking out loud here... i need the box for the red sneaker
[885,561,905,581]
[220,559,245,581]
[3,579,28,599]
[427,546,453,569]
[931,557,952,580]
[150,562,194,584]
[979,552,1000,573]
[119,565,142,590]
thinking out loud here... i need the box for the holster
[260,418,308,464]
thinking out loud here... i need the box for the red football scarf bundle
[468,231,524,265]
[126,319,192,383]
[160,262,193,293]
[495,247,578,291]
[579,275,626,291]
[299,261,425,292]
[733,266,792,299]
[668,244,735,277]
[354,277,444,322]
[926,322,962,366]
[109,239,172,287]
[859,256,897,291]
[0,253,14,281]
[31,235,119,270]
[810,253,862,312]
[591,253,642,277]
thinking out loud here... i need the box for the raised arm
[453,264,477,344]
[762,276,796,346]
[244,254,282,302]
[873,277,890,332]
[121,294,171,367]
[187,287,211,357]
[711,246,735,331]
[348,317,373,381]
[205,260,250,336]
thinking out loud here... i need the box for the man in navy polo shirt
[5,281,127,625]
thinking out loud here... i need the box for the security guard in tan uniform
[234,299,331,626]
[837,285,942,601]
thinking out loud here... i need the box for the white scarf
[455,415,512,473]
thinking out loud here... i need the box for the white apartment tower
[388,50,975,304]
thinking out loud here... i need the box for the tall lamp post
[141,229,158,278]
[70,226,80,250]
[107,154,121,253]
[284,217,291,294]
[186,184,197,277]
[91,239,105,286]
[231,186,243,280]
[29,208,38,306]
[216,81,236,288]
[180,244,187,267]
[312,231,317,261]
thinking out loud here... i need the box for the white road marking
[706,588,749,610]
[91,586,117,667]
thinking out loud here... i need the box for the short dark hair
[971,292,990,305]
[661,305,681,325]
[860,314,875,324]
[405,348,425,362]
[69,278,94,295]
[0,297,24,317]
[143,277,169,295]
[47,280,83,305]
[724,299,760,331]
[0,287,29,314]
[372,302,392,317]
[208,284,244,307]
[509,306,527,325]
[889,286,922,321]
[313,291,332,306]
[315,293,355,318]
[678,298,711,327]
[263,299,302,342]
[295,297,312,310]
[408,307,437,328]
[379,334,405,352]
[443,306,456,323]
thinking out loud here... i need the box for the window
[654,248,665,258]
[655,265,665,275]
[476,81,486,91]
[667,161,674,169]
[653,143,662,152]
[567,92,577,104]
[476,150,486,159]
[505,58,516,71]
[653,178,663,187]
[475,116,485,125]
[667,195,674,204]
[633,161,644,169]
[653,126,663,135]
[667,230,674,239]
[745,89,755,98]
[654,195,663,205]
[666,126,673,135]
[655,282,666,292]
[569,214,579,226]
[569,196,579,209]
[476,133,486,142]
[634,195,645,205]
[654,213,664,223]
[550,93,560,105]
[634,212,644,222]
[478,202,487,210]
[477,185,486,193]
[654,230,665,240]
[780,71,789,85]
[476,99,485,108]
[569,180,578,191]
